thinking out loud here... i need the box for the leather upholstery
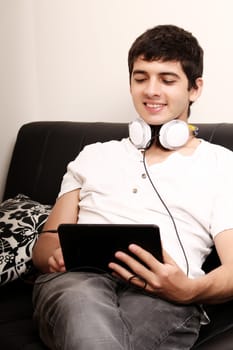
[1,121,233,349]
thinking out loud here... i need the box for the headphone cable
[142,150,189,276]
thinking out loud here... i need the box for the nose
[144,78,161,97]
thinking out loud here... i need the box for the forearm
[32,189,80,273]
[191,264,233,304]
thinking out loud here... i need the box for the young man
[32,25,233,349]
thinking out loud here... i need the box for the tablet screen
[58,223,163,273]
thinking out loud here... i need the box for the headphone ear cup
[159,120,189,150]
[129,119,152,149]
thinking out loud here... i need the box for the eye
[132,74,147,83]
[162,79,176,85]
[161,74,179,85]
[134,78,146,83]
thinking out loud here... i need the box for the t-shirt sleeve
[57,142,101,198]
[58,158,83,198]
[210,152,233,237]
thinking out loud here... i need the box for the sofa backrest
[3,121,233,206]
[3,122,128,205]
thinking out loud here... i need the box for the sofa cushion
[0,194,51,285]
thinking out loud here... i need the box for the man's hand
[109,244,196,304]
[48,247,66,273]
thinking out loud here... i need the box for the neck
[145,136,200,166]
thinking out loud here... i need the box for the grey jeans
[33,272,203,350]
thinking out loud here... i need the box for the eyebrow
[132,70,180,79]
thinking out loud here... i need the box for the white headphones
[129,118,198,150]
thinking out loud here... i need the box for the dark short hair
[128,24,203,90]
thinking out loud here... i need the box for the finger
[48,255,64,272]
[108,260,131,280]
[53,249,65,267]
[128,244,162,270]
[109,261,148,290]
[111,251,153,287]
[114,250,146,274]
[128,274,148,289]
[48,256,57,272]
[110,251,164,294]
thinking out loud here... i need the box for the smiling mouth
[144,102,166,110]
[146,103,163,108]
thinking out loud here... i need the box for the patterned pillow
[0,194,51,285]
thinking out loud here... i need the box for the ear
[189,77,203,103]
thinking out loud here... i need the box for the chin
[148,115,178,126]
[143,117,168,126]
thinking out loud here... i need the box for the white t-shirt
[59,138,233,278]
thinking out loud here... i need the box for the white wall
[1,0,233,200]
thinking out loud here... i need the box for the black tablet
[58,223,163,273]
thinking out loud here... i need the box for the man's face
[130,57,202,125]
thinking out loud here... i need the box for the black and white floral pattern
[0,194,51,285]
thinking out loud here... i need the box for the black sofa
[1,121,233,349]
